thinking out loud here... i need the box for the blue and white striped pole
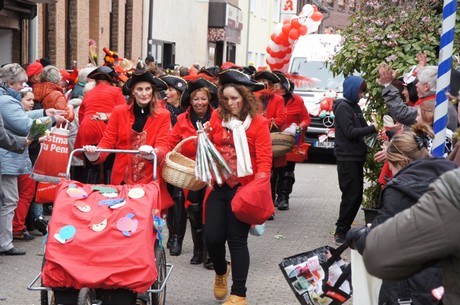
[433,0,457,157]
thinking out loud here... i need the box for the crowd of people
[2,46,460,304]
[0,49,313,305]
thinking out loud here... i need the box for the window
[247,51,254,65]
[261,1,268,20]
[260,54,266,68]
[250,0,257,14]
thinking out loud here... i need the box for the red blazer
[75,83,126,148]
[169,107,213,160]
[208,111,272,187]
[254,91,286,130]
[96,104,171,185]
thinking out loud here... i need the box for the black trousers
[336,160,364,231]
[205,184,251,297]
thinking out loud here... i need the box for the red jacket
[254,90,286,130]
[75,83,126,148]
[208,111,272,187]
[96,104,172,185]
[169,107,213,160]
[33,82,75,122]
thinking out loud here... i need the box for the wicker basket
[162,136,207,191]
[271,132,295,158]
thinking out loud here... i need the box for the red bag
[231,175,274,225]
[35,182,58,204]
[32,125,70,184]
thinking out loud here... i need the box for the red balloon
[289,28,300,40]
[271,33,277,42]
[282,24,291,36]
[283,18,291,25]
[285,47,292,54]
[266,47,272,55]
[274,35,283,45]
[291,18,301,29]
[299,25,308,35]
[311,12,323,22]
[282,38,291,47]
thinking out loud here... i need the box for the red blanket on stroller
[42,179,161,293]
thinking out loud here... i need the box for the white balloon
[302,4,314,17]
[278,45,288,52]
[266,56,276,65]
[274,23,283,35]
[271,44,281,52]
[268,40,277,50]
[305,18,320,34]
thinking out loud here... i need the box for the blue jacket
[0,86,48,175]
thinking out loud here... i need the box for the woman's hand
[91,112,109,121]
[54,114,68,126]
[416,51,427,70]
[138,145,155,160]
[83,145,100,161]
[374,144,388,163]
[45,108,65,116]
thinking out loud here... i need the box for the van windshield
[290,58,344,92]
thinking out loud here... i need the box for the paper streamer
[433,0,457,157]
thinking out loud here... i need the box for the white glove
[138,145,155,160]
[83,145,100,162]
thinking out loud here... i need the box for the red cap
[26,62,44,78]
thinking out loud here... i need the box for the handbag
[231,175,274,225]
[279,243,352,305]
[31,125,70,184]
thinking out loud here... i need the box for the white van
[288,34,344,153]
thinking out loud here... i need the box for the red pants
[13,174,36,234]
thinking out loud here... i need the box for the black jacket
[354,158,457,305]
[332,98,375,161]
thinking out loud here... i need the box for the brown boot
[223,295,247,305]
[214,262,231,300]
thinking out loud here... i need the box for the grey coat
[0,86,48,175]
[363,167,460,305]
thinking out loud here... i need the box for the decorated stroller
[28,149,173,305]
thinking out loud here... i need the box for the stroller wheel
[77,288,92,305]
[150,240,166,305]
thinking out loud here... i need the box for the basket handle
[172,136,197,154]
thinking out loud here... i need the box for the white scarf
[222,115,253,177]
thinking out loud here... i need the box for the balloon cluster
[266,4,323,72]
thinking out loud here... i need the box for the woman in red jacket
[74,66,127,183]
[83,69,172,208]
[253,70,286,216]
[170,77,217,269]
[206,69,271,305]
[272,71,310,211]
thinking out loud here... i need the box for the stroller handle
[67,148,157,181]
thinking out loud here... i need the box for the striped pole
[433,0,457,157]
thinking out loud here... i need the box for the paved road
[0,160,363,305]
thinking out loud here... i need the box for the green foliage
[330,0,460,208]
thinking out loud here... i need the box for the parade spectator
[0,63,65,255]
[169,77,217,268]
[74,66,126,184]
[363,166,460,305]
[160,75,188,256]
[346,122,457,305]
[70,66,95,100]
[205,69,270,305]
[145,55,156,75]
[33,65,75,122]
[272,71,310,211]
[25,62,43,87]
[332,75,377,244]
[82,69,172,207]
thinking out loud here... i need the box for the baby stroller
[28,149,173,305]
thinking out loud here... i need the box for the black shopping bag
[279,243,352,305]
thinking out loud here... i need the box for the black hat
[180,77,219,109]
[122,69,167,95]
[254,71,281,84]
[198,66,222,78]
[160,75,187,93]
[87,66,118,83]
[272,71,290,91]
[218,69,266,92]
[241,66,256,76]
